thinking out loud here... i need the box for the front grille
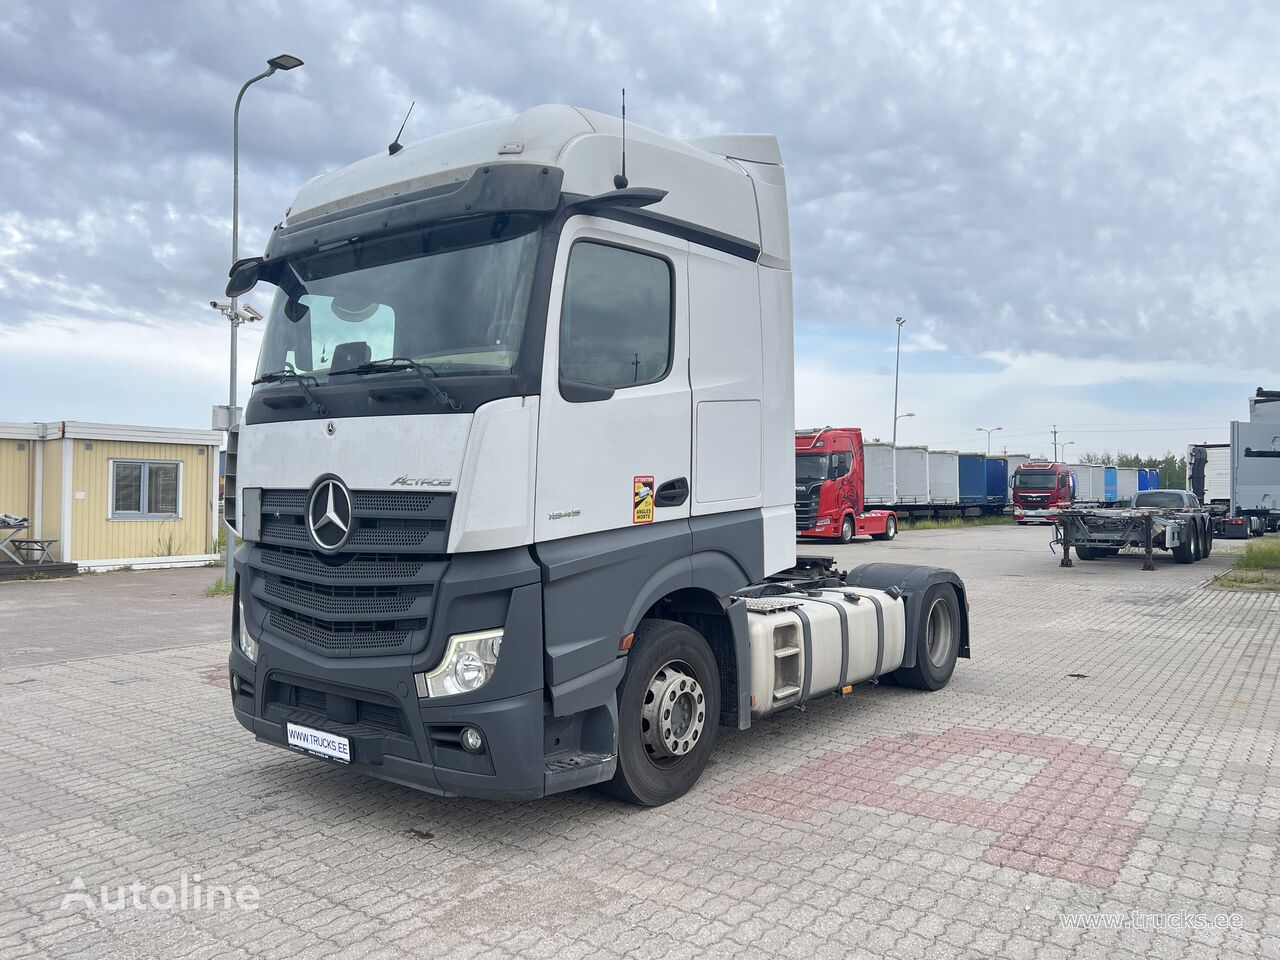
[263,576,425,617]
[795,498,817,530]
[244,487,453,658]
[268,609,413,654]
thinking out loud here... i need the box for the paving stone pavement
[1,526,1277,959]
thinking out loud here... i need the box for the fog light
[231,674,241,695]
[460,726,484,753]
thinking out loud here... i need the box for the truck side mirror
[226,257,263,297]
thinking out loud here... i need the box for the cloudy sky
[2,0,1275,458]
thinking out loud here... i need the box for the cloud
[0,0,1275,448]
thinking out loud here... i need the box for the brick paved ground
[1,527,1277,959]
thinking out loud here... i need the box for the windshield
[1134,491,1185,509]
[796,453,829,484]
[254,215,541,384]
[1014,470,1057,491]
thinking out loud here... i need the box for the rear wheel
[1173,529,1193,564]
[894,585,961,691]
[1202,520,1213,558]
[601,619,720,807]
[1075,544,1097,561]
[839,515,854,543]
[1190,527,1202,562]
[872,516,898,541]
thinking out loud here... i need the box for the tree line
[1075,451,1187,489]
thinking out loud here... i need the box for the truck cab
[224,104,966,806]
[794,427,897,542]
[1013,461,1075,522]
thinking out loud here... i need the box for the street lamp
[224,54,303,575]
[977,425,1003,456]
[1060,441,1075,462]
[891,316,906,444]
[895,412,915,440]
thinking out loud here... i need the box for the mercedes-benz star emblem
[307,477,353,552]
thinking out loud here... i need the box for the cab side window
[832,452,852,478]
[560,242,673,390]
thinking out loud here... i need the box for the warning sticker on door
[633,476,655,524]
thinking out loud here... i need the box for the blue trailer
[1137,468,1151,491]
[1104,466,1119,502]
[958,454,987,506]
[984,457,1009,512]
[1147,468,1159,488]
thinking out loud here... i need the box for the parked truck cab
[224,104,968,807]
[794,427,897,542]
[1013,461,1076,522]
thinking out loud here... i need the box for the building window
[560,241,674,390]
[111,461,181,519]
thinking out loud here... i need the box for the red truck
[1012,461,1076,522]
[795,427,898,542]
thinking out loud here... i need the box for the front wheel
[601,619,720,807]
[894,584,961,691]
[839,515,854,543]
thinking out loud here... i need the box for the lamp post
[977,426,1003,456]
[224,54,303,576]
[1060,441,1075,462]
[891,316,906,444]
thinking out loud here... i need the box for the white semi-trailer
[223,104,969,806]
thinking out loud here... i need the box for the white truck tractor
[224,104,970,805]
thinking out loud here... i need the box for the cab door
[534,218,690,542]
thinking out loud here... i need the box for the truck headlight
[237,597,259,664]
[416,629,503,698]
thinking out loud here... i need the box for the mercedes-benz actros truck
[224,104,970,806]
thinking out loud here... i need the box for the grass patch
[115,564,134,573]
[900,515,1015,531]
[1214,538,1280,591]
[22,571,50,581]
[204,578,235,598]
[1232,538,1280,570]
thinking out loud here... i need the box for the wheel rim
[640,660,707,768]
[924,597,955,668]
[887,518,896,538]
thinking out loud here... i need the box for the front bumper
[230,640,549,799]
[228,542,618,801]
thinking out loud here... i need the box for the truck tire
[1075,544,1097,561]
[839,515,854,543]
[871,516,898,541]
[1190,527,1202,562]
[893,584,961,691]
[1202,520,1213,558]
[601,619,720,807]
[1173,530,1193,564]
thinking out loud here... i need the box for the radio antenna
[388,100,415,156]
[613,87,628,189]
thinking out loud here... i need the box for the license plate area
[286,722,351,764]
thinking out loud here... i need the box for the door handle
[654,477,689,507]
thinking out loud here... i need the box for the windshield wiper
[252,365,329,416]
[331,357,461,410]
